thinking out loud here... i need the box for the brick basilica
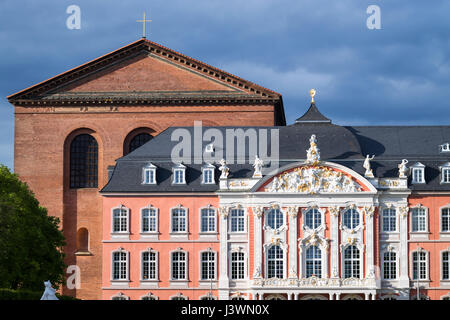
[7,38,450,300]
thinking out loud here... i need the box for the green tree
[0,165,66,291]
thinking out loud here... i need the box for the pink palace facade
[100,102,450,300]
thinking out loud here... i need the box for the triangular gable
[8,38,281,103]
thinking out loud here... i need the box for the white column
[253,207,263,279]
[329,207,340,278]
[365,206,375,278]
[218,206,230,300]
[288,207,298,278]
[399,206,410,287]
[365,293,370,300]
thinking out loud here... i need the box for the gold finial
[309,89,316,103]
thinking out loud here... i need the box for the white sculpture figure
[253,265,262,278]
[306,134,321,165]
[218,159,229,179]
[252,155,264,178]
[363,154,375,178]
[398,159,409,178]
[40,281,59,300]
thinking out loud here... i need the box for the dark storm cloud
[1,0,450,169]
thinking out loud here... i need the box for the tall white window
[305,208,321,229]
[142,251,157,280]
[383,251,397,280]
[230,208,245,232]
[171,207,187,233]
[200,208,216,233]
[112,207,129,233]
[443,251,449,280]
[230,252,245,280]
[202,164,215,184]
[412,251,427,280]
[200,251,215,280]
[142,163,156,184]
[442,208,450,232]
[171,251,187,280]
[172,164,186,184]
[142,207,157,233]
[266,208,283,229]
[344,246,360,278]
[267,245,284,278]
[382,208,396,232]
[306,246,322,278]
[411,207,426,232]
[342,208,360,229]
[112,251,128,280]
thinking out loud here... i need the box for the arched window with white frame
[266,207,284,229]
[141,206,158,233]
[112,250,128,281]
[230,251,245,280]
[343,245,360,278]
[342,208,360,229]
[200,207,216,233]
[229,208,245,233]
[141,292,158,300]
[304,208,322,230]
[412,250,428,280]
[111,292,129,300]
[141,250,158,281]
[305,246,322,278]
[441,207,450,233]
[200,250,216,280]
[171,250,188,281]
[267,245,284,279]
[411,207,427,232]
[381,208,397,232]
[111,206,129,235]
[383,251,397,280]
[171,206,188,233]
[442,251,449,281]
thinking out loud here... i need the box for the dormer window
[441,162,450,184]
[440,143,450,153]
[172,163,186,185]
[142,163,156,184]
[202,163,215,184]
[411,162,425,184]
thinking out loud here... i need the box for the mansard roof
[101,121,450,193]
[7,38,284,116]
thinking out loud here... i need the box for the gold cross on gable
[136,12,152,38]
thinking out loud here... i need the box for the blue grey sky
[1,0,450,170]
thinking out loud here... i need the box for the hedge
[0,288,79,300]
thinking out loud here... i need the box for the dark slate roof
[101,105,450,193]
[295,103,331,123]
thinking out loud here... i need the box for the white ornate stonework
[306,134,321,165]
[219,159,229,179]
[398,159,409,178]
[252,155,264,178]
[265,166,363,194]
[363,155,375,178]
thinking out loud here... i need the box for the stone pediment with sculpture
[265,166,363,194]
[264,134,365,194]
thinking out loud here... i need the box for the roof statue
[219,159,229,179]
[310,88,316,103]
[252,155,264,178]
[398,159,409,178]
[363,155,375,178]
[306,134,321,165]
[40,281,59,300]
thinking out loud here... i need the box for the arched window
[306,246,322,278]
[343,208,359,229]
[443,251,449,280]
[382,208,397,232]
[76,228,89,253]
[112,251,128,280]
[129,133,152,153]
[412,251,427,280]
[70,134,98,188]
[343,246,360,278]
[411,207,427,232]
[305,208,321,229]
[142,251,157,280]
[171,251,187,280]
[383,251,397,280]
[267,245,283,279]
[266,208,283,229]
